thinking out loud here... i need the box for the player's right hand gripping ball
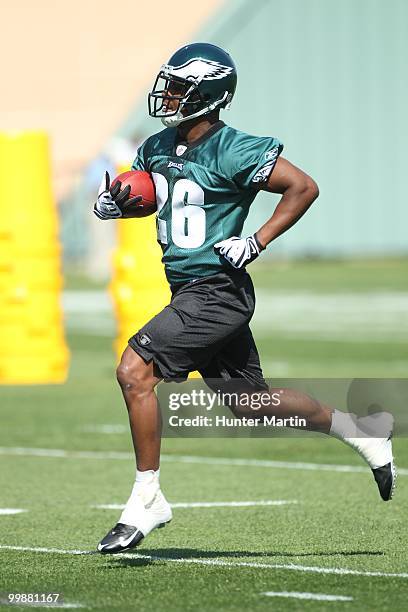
[94,171,157,220]
[214,234,264,269]
[94,171,132,220]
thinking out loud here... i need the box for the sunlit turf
[250,257,408,293]
[1,259,407,611]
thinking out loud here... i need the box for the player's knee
[116,350,155,398]
[116,362,132,388]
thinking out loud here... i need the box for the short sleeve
[131,139,148,171]
[233,135,283,190]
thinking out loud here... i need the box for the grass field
[1,259,407,611]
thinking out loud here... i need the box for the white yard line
[0,509,27,515]
[0,447,132,460]
[94,500,297,510]
[0,446,407,476]
[82,425,128,434]
[160,454,405,475]
[262,591,353,601]
[0,601,84,609]
[0,546,89,555]
[47,606,85,609]
[0,545,407,579]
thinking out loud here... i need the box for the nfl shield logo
[176,145,187,156]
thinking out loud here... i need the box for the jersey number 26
[152,173,205,249]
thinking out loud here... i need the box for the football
[111,170,157,218]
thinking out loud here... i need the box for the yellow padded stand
[0,131,69,384]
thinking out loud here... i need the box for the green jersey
[132,121,283,286]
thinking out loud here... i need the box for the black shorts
[128,270,267,391]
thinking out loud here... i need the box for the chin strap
[161,91,230,128]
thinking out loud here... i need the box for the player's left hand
[214,234,264,269]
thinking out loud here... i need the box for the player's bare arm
[256,156,319,248]
[214,158,319,269]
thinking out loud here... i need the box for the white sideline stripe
[62,289,408,343]
[0,446,407,476]
[0,545,407,579]
[94,500,297,510]
[262,591,353,601]
[0,508,27,515]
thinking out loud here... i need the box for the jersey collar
[173,120,225,156]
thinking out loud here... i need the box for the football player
[94,43,396,554]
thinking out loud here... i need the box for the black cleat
[97,522,144,555]
[372,461,397,501]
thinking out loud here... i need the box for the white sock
[119,469,160,526]
[136,469,155,483]
[126,468,160,494]
[329,409,358,440]
[329,409,393,468]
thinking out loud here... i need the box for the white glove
[214,234,264,269]
[93,172,131,220]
